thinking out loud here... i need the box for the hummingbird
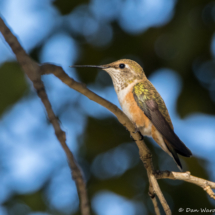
[72,59,192,171]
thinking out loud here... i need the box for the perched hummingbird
[72,59,192,171]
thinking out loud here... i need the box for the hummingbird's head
[71,59,145,92]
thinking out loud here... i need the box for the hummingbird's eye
[119,63,125,69]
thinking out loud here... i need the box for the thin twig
[155,171,215,200]
[149,184,161,215]
[0,16,90,215]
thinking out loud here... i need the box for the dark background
[0,0,215,214]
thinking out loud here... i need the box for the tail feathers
[167,134,192,158]
[165,140,183,171]
[164,131,192,157]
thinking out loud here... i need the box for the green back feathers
[133,81,173,128]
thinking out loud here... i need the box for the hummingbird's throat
[109,72,140,92]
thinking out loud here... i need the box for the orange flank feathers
[123,90,150,129]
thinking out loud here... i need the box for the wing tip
[176,146,192,157]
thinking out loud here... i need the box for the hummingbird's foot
[132,127,139,134]
[138,131,144,141]
[130,131,145,141]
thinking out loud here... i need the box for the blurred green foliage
[0,62,28,116]
[53,0,90,15]
[4,190,46,215]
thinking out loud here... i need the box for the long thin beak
[70,65,109,69]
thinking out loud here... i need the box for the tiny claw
[132,127,139,134]
[138,131,144,140]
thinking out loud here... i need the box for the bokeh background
[0,0,215,214]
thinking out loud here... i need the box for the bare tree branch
[149,184,161,215]
[0,16,90,215]
[154,171,215,200]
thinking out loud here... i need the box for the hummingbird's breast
[117,82,152,136]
